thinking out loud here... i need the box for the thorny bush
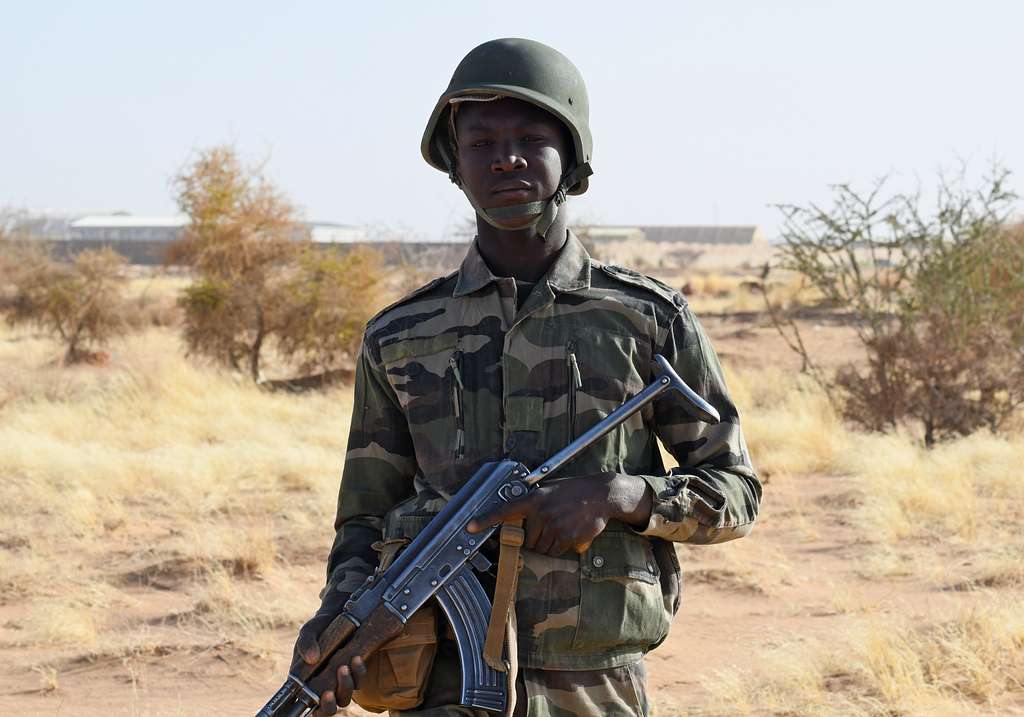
[766,167,1023,446]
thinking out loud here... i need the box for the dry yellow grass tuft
[700,597,1024,717]
[0,325,349,545]
[726,364,1023,539]
[183,567,315,658]
[833,431,1024,544]
[18,603,100,648]
[726,365,851,480]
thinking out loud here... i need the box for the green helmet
[421,38,594,238]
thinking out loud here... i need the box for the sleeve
[319,333,418,603]
[632,304,762,544]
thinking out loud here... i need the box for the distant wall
[48,240,174,266]
[44,239,472,270]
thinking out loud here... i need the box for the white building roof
[582,225,765,245]
[70,215,189,229]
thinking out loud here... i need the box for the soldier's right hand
[292,595,368,715]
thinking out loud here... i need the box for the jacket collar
[453,230,592,298]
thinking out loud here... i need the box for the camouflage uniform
[321,231,760,715]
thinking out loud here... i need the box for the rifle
[257,354,719,717]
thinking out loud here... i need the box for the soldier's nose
[491,151,527,173]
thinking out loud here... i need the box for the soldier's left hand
[467,472,652,556]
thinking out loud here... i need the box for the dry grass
[695,597,1024,717]
[718,361,1023,596]
[185,568,314,642]
[727,363,1023,538]
[677,534,796,597]
[0,318,350,659]
[727,364,851,480]
[833,431,1024,544]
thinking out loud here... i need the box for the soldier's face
[453,98,570,227]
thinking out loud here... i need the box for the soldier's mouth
[490,181,533,195]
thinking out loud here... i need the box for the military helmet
[421,38,594,237]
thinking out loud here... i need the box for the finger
[468,496,531,532]
[523,516,544,551]
[297,625,321,664]
[535,526,558,556]
[336,664,355,706]
[315,690,337,716]
[351,655,367,689]
[550,536,575,558]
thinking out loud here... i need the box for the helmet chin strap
[479,163,592,238]
[436,134,592,239]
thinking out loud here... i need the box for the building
[6,212,766,268]
[577,225,765,245]
[7,213,370,265]
[308,222,369,244]
[68,214,189,242]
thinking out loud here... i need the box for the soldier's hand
[292,594,368,715]
[467,472,653,556]
[310,655,366,716]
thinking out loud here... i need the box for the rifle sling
[483,519,524,672]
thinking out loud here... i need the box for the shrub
[769,167,1023,445]
[1,243,132,364]
[172,146,302,382]
[274,245,384,378]
[172,145,385,385]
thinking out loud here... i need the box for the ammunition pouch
[352,537,439,713]
[352,603,439,713]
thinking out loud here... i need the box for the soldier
[292,38,762,716]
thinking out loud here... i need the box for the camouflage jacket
[324,232,761,670]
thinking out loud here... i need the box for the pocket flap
[505,395,545,433]
[582,528,659,584]
[380,333,458,363]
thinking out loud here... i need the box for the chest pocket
[569,331,651,475]
[379,333,463,476]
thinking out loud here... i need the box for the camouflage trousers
[392,639,649,717]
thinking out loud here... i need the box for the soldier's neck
[475,213,569,283]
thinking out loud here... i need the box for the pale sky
[3,1,1020,239]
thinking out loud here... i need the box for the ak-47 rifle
[257,354,719,717]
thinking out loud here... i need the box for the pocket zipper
[449,353,466,460]
[566,342,581,442]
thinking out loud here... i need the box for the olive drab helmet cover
[421,38,594,238]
